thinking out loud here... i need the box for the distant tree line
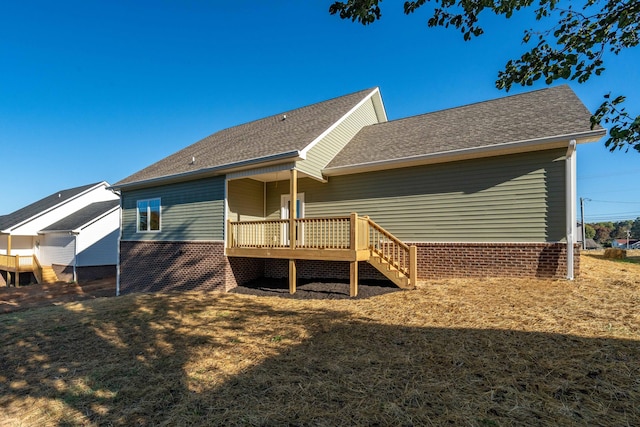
[584,217,640,246]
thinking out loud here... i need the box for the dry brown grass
[1,252,639,426]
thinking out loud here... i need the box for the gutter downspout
[108,188,122,297]
[115,196,123,296]
[566,139,577,280]
[72,232,78,283]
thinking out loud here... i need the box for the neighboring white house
[611,239,639,249]
[0,182,120,285]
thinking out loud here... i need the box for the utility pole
[627,230,631,250]
[580,197,591,249]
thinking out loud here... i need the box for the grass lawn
[1,251,639,426]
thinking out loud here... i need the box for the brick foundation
[412,242,580,279]
[119,241,231,294]
[119,241,580,295]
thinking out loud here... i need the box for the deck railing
[229,215,361,250]
[227,213,417,287]
[0,255,33,272]
[295,216,351,249]
[228,219,289,248]
[365,217,411,276]
[0,254,35,272]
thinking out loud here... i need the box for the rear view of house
[112,85,605,296]
[0,182,120,285]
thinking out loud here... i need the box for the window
[137,198,161,232]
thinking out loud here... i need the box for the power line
[589,199,640,205]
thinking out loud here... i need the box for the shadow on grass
[0,294,638,426]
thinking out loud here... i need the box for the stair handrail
[363,216,417,286]
[32,255,44,285]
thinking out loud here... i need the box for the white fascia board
[299,88,386,158]
[111,151,303,191]
[323,129,606,177]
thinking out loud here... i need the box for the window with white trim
[137,198,161,232]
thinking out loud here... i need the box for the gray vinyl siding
[296,98,379,179]
[227,178,264,222]
[266,149,566,242]
[121,176,225,241]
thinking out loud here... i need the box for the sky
[1,0,639,223]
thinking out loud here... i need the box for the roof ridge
[372,85,572,126]
[210,87,378,134]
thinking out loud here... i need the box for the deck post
[289,169,298,294]
[289,259,297,294]
[350,212,358,297]
[350,261,358,297]
[409,245,418,287]
[289,169,297,250]
[226,219,233,249]
[7,234,11,255]
[349,212,357,250]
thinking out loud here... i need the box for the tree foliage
[588,219,638,245]
[631,217,640,238]
[329,0,640,153]
[584,223,596,239]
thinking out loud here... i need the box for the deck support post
[288,169,298,295]
[289,259,296,294]
[6,235,12,286]
[409,245,418,287]
[349,212,358,297]
[289,169,297,250]
[350,261,358,297]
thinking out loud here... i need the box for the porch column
[289,168,298,294]
[349,212,358,297]
[289,169,297,250]
[6,234,11,286]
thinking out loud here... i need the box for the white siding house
[0,182,120,285]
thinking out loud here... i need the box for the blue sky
[1,0,639,223]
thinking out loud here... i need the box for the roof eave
[323,129,606,177]
[111,150,303,191]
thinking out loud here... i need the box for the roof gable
[114,88,378,188]
[326,85,605,171]
[0,182,104,232]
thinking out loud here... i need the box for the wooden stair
[368,253,413,289]
[40,266,58,284]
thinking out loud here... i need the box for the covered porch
[226,169,416,296]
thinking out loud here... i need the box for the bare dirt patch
[0,277,116,314]
[230,277,400,299]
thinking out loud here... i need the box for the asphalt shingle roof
[0,183,102,231]
[327,85,603,169]
[41,200,119,232]
[115,88,376,186]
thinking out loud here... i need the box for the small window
[137,198,161,232]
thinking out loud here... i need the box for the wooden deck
[227,213,417,296]
[0,254,44,286]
